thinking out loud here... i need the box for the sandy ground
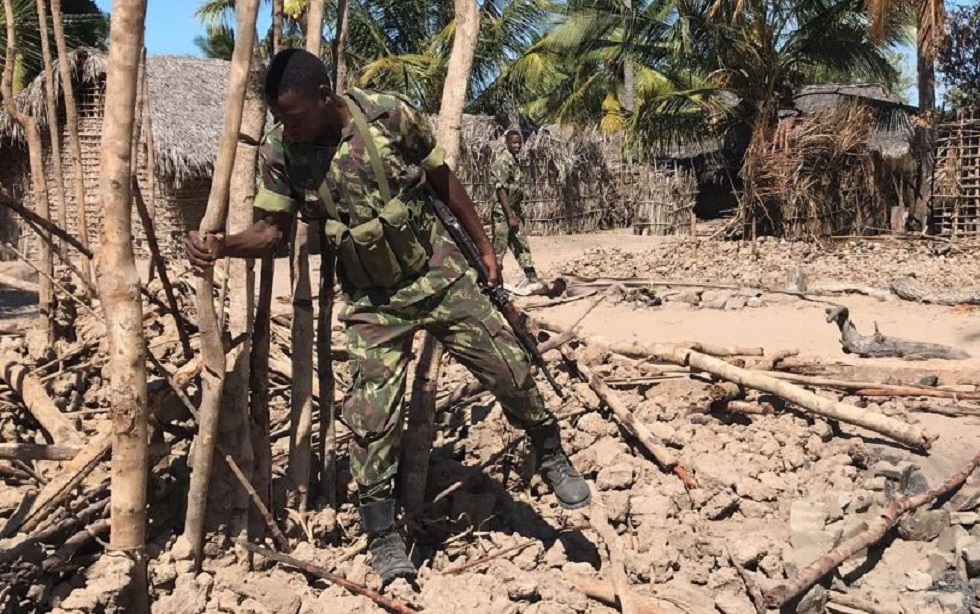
[4,230,980,613]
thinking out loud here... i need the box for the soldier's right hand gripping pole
[430,199,565,398]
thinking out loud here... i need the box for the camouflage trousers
[340,270,554,504]
[491,201,537,278]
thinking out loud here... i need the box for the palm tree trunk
[621,0,635,113]
[272,0,283,53]
[912,0,942,227]
[183,0,261,571]
[3,0,54,350]
[51,0,92,284]
[35,0,69,256]
[95,0,149,608]
[216,40,265,551]
[436,0,480,168]
[284,0,326,514]
[332,0,349,91]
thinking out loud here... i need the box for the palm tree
[0,0,106,90]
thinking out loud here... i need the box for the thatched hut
[1,48,673,256]
[0,49,228,260]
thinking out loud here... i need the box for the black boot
[524,268,540,284]
[528,423,591,510]
[359,500,417,585]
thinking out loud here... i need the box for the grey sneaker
[528,424,591,510]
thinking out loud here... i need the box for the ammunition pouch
[321,197,431,290]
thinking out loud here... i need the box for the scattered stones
[899,509,951,543]
[703,489,740,520]
[960,537,980,578]
[905,569,934,591]
[596,463,635,491]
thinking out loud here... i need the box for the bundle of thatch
[752,104,886,238]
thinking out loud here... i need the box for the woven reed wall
[931,106,980,237]
[10,80,210,261]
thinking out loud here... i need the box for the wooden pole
[249,0,283,540]
[34,0,69,254]
[3,0,54,350]
[51,0,93,283]
[316,244,337,507]
[96,0,151,606]
[401,335,443,511]
[183,0,261,571]
[284,0,326,513]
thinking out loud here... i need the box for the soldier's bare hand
[185,231,217,272]
[481,252,502,288]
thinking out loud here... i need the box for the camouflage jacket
[491,151,524,210]
[254,87,469,309]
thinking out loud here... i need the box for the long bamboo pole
[183,0,261,571]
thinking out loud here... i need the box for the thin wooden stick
[316,250,337,507]
[132,181,192,357]
[146,351,290,552]
[588,486,637,614]
[183,0,261,571]
[662,345,936,449]
[42,519,110,571]
[401,334,443,511]
[765,446,980,607]
[3,243,97,317]
[236,540,419,614]
[441,523,589,575]
[14,430,112,535]
[726,541,766,614]
[560,346,696,489]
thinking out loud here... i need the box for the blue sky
[94,0,271,57]
[96,0,923,104]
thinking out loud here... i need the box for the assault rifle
[431,199,565,398]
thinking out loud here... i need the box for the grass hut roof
[792,84,915,159]
[0,48,229,181]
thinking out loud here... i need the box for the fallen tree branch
[890,276,980,306]
[765,446,980,607]
[587,486,637,614]
[0,353,83,445]
[826,306,969,360]
[0,497,107,565]
[621,341,935,450]
[42,519,110,571]
[563,575,669,614]
[13,429,111,535]
[560,346,697,489]
[0,443,81,461]
[236,540,419,614]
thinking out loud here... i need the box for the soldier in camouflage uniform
[185,49,590,585]
[491,130,539,285]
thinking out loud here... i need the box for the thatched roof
[0,49,229,181]
[791,84,915,159]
